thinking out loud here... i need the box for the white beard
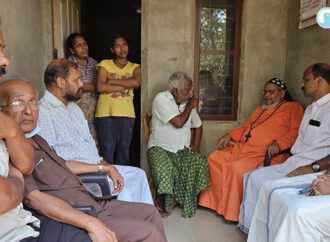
[262,99,281,110]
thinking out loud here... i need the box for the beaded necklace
[244,100,286,143]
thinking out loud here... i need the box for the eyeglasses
[0,100,39,111]
[263,90,277,95]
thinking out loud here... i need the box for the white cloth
[114,165,153,203]
[238,93,330,232]
[0,140,9,176]
[248,172,330,242]
[148,90,202,153]
[38,91,153,205]
[0,140,39,241]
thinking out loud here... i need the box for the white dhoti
[247,172,330,242]
[84,165,154,205]
[113,165,154,205]
[83,165,154,205]
[238,150,329,233]
[238,94,330,233]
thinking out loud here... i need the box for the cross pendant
[245,130,252,143]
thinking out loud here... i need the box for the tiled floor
[162,207,247,242]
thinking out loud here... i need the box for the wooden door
[52,0,80,58]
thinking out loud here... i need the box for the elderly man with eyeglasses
[199,78,304,223]
[0,26,91,241]
[241,63,330,240]
[0,77,167,242]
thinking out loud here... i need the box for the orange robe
[198,102,304,221]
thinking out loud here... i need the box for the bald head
[301,63,330,100]
[0,79,35,104]
[0,79,39,133]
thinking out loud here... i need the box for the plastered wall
[140,0,289,171]
[201,0,289,156]
[141,0,197,170]
[0,0,52,96]
[285,0,330,107]
[1,0,329,172]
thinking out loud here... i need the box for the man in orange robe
[198,78,304,221]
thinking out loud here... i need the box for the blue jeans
[96,116,135,165]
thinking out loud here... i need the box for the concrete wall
[0,0,52,95]
[141,0,289,171]
[285,0,330,107]
[201,0,289,155]
[141,0,197,170]
[2,0,329,172]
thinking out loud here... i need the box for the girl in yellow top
[95,34,141,165]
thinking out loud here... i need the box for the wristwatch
[98,165,103,173]
[311,162,321,172]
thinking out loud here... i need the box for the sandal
[156,195,177,218]
[155,195,166,213]
[161,200,176,218]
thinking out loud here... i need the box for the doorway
[81,0,142,167]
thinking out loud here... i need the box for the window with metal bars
[194,0,242,120]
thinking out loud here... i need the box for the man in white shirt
[38,59,153,204]
[147,71,209,218]
[238,63,330,237]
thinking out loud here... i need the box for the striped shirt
[68,56,98,85]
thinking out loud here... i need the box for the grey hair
[0,77,38,106]
[168,71,192,93]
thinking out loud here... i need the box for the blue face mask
[24,126,41,138]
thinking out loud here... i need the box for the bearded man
[0,78,167,242]
[242,63,330,238]
[37,59,153,205]
[198,78,304,222]
[0,26,91,241]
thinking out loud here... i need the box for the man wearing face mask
[0,78,167,242]
[0,25,91,241]
[0,48,38,241]
[147,71,209,218]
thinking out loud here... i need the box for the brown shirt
[22,137,167,242]
[24,135,108,215]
